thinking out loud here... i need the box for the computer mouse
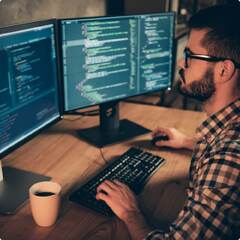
[151,135,169,145]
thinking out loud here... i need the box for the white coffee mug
[29,181,61,227]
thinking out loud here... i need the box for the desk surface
[0,103,206,240]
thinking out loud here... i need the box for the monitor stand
[0,161,51,214]
[77,101,151,147]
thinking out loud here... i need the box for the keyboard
[69,147,166,216]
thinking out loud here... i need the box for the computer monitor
[60,12,175,147]
[0,20,62,214]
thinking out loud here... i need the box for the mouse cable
[99,148,108,164]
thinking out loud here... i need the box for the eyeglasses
[183,48,240,69]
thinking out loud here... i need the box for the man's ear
[215,60,235,83]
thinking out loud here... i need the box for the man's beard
[176,68,216,102]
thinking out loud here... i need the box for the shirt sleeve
[144,146,240,240]
[144,186,239,239]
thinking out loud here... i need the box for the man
[96,4,240,239]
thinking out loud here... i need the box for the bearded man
[96,4,240,239]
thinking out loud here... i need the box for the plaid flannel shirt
[145,99,240,240]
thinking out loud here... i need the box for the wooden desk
[0,103,206,240]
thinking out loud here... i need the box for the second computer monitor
[60,12,175,111]
[0,20,61,213]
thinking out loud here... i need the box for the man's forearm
[122,211,153,240]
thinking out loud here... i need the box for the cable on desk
[99,148,108,164]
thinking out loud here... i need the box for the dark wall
[0,0,106,27]
[106,0,124,15]
[124,0,167,14]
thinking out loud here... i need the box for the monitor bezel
[0,19,63,159]
[58,12,176,113]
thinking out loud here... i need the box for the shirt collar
[196,98,240,143]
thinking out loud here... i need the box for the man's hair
[188,4,240,64]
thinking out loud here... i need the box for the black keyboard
[69,147,166,216]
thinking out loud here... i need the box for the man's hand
[96,180,140,221]
[152,127,196,150]
[96,180,152,240]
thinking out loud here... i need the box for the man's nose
[177,58,185,69]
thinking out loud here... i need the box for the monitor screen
[0,21,61,158]
[61,12,175,111]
